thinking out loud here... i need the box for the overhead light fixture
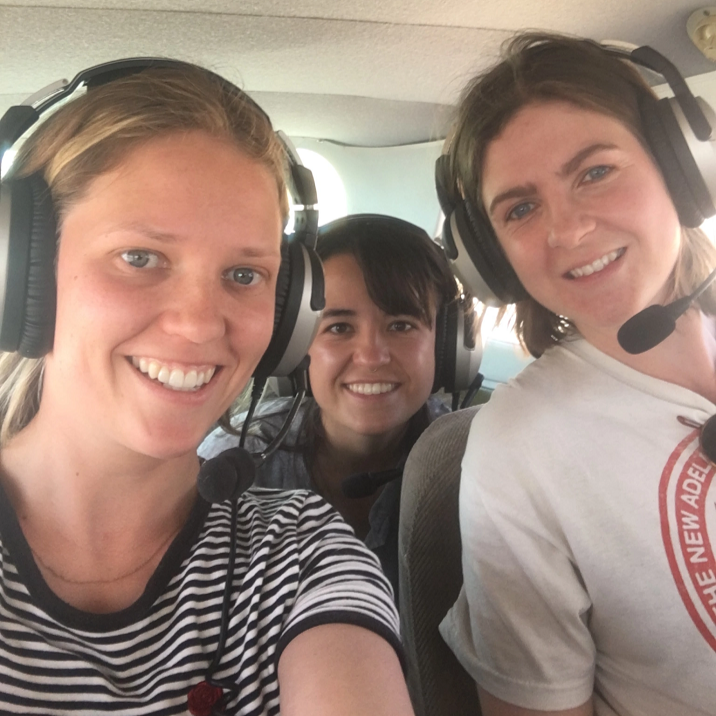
[688,7,716,61]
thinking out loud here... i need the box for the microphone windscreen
[617,305,676,355]
[197,447,256,503]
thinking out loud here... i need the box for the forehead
[481,100,644,196]
[62,130,283,255]
[322,253,367,298]
[98,131,278,209]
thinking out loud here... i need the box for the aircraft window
[1,149,16,179]
[702,215,716,243]
[479,303,534,393]
[288,147,347,229]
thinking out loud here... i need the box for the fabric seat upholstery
[399,406,481,716]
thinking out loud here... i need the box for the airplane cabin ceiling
[1,0,714,146]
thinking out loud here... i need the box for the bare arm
[478,687,593,716]
[278,623,414,716]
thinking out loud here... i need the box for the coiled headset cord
[195,366,308,712]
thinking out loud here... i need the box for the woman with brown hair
[438,33,716,716]
[201,214,474,599]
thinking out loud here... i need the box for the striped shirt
[0,485,401,715]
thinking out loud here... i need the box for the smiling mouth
[567,248,625,278]
[130,357,217,392]
[345,382,398,395]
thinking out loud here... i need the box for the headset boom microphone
[617,267,716,354]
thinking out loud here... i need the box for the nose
[160,276,227,344]
[546,197,596,249]
[353,327,391,369]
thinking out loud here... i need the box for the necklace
[30,529,177,585]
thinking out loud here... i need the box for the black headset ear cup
[432,302,459,393]
[0,173,57,357]
[639,97,705,228]
[273,242,292,333]
[18,174,57,357]
[460,199,528,303]
[254,241,292,379]
[253,240,323,380]
[432,304,448,393]
[431,298,481,394]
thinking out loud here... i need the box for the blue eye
[227,268,259,286]
[584,165,611,182]
[506,202,534,222]
[121,250,160,268]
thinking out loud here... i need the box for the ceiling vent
[688,7,716,61]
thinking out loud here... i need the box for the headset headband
[0,58,319,248]
[604,44,712,142]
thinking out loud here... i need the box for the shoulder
[198,396,309,459]
[426,395,450,421]
[471,340,601,433]
[202,488,356,550]
[214,489,401,656]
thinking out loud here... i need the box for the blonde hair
[446,32,716,357]
[0,63,289,445]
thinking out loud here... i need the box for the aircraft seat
[399,406,481,716]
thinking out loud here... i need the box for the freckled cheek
[53,273,131,344]
[496,240,541,291]
[244,298,278,352]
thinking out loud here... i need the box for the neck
[587,308,716,402]
[0,415,199,544]
[317,416,408,478]
[312,418,407,541]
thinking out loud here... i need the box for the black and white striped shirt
[0,485,401,715]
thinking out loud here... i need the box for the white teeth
[569,249,622,278]
[346,382,397,395]
[130,357,216,391]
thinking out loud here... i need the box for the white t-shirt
[440,337,716,716]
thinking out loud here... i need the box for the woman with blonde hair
[0,59,413,716]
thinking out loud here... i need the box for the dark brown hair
[316,214,459,325]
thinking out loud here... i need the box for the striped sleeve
[274,492,402,662]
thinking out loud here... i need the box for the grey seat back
[399,406,481,716]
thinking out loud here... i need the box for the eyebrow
[559,142,617,177]
[321,308,356,319]
[486,142,618,218]
[108,223,279,257]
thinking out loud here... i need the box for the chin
[124,426,204,460]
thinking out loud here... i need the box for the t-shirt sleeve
[441,403,595,711]
[275,491,402,664]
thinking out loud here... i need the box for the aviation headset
[314,213,481,394]
[0,57,324,378]
[436,44,716,307]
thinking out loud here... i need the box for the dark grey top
[199,396,449,600]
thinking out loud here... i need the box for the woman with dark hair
[437,33,716,716]
[0,63,413,715]
[201,214,465,597]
